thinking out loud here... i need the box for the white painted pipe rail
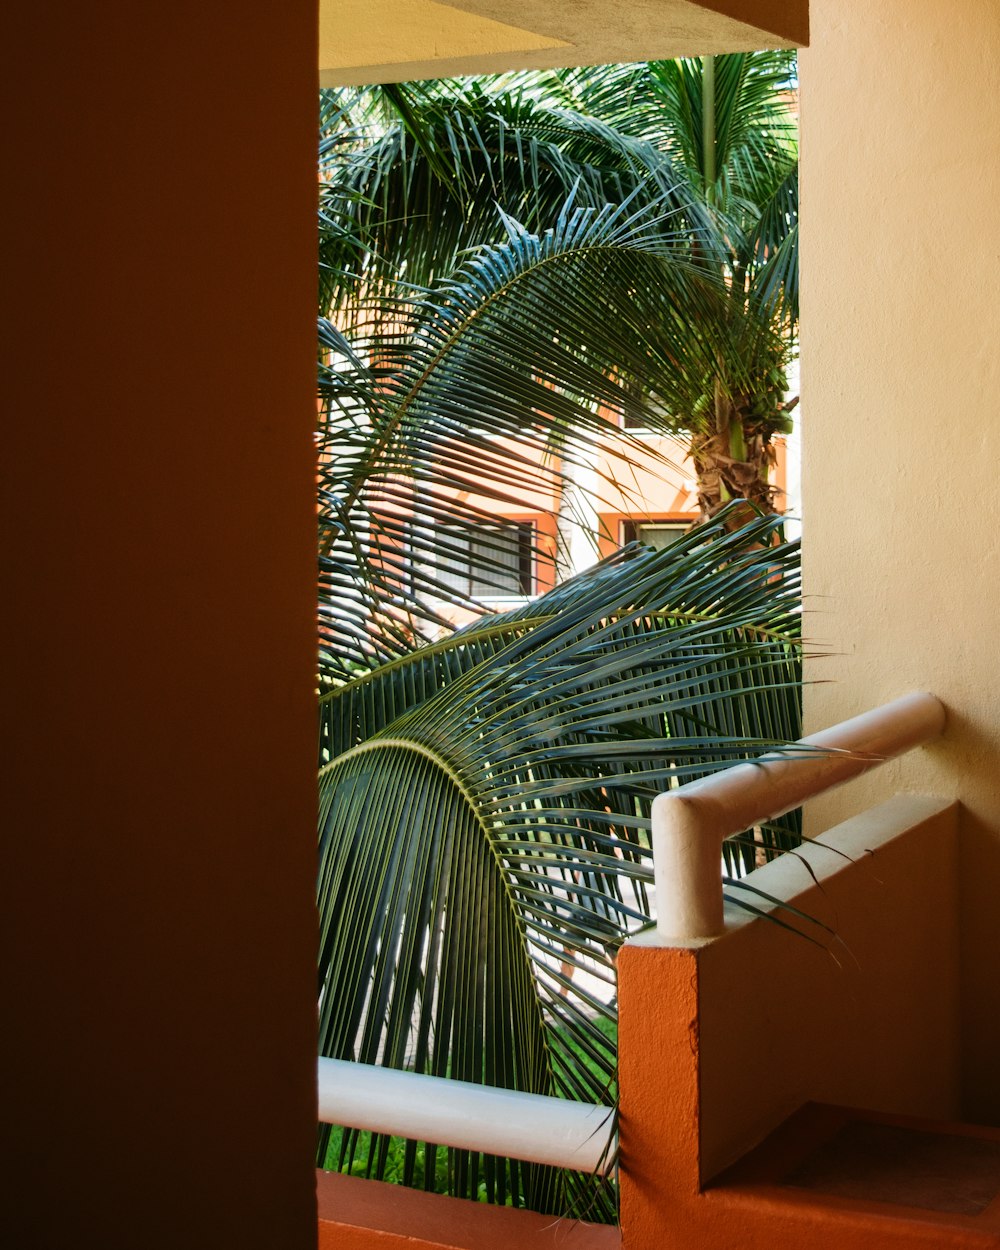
[652,691,946,942]
[317,1057,615,1174]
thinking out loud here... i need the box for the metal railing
[319,691,945,1170]
[317,1057,615,1173]
[652,690,946,941]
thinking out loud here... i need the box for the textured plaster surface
[800,0,1000,1121]
[698,796,961,1181]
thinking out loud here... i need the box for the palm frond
[746,163,799,325]
[318,507,801,1217]
[316,58,804,1220]
[318,191,766,680]
[318,78,719,315]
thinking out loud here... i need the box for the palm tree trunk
[691,66,779,524]
[689,386,778,522]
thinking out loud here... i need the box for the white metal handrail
[317,1057,615,1174]
[318,695,944,1170]
[652,690,946,941]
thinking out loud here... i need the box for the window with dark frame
[437,521,534,597]
[621,520,689,551]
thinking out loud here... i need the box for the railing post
[652,793,726,941]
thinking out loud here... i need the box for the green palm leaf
[319,78,718,315]
[317,57,804,1220]
[318,190,771,680]
[318,508,802,1219]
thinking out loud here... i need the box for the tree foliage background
[316,54,803,1219]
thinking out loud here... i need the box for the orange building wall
[596,433,790,558]
[5,3,320,1245]
[617,796,989,1250]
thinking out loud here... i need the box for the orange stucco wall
[5,3,319,1245]
[317,1171,620,1250]
[696,795,961,1180]
[617,796,986,1250]
[595,434,790,558]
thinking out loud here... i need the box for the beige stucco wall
[800,0,1000,1120]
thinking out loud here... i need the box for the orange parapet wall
[616,793,1000,1249]
[317,1170,620,1250]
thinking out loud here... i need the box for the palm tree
[318,510,804,1220]
[567,54,799,517]
[320,52,798,523]
[316,60,805,1219]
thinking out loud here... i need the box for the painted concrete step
[711,1101,1000,1246]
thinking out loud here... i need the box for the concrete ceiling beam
[321,0,808,87]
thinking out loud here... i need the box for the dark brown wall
[3,3,319,1245]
